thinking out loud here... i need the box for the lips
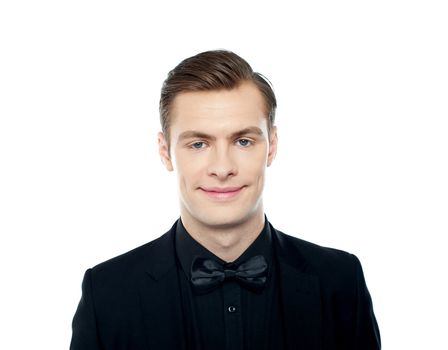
[200,186,243,193]
[199,186,244,200]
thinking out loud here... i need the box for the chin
[195,206,255,228]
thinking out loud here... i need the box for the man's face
[158,81,277,229]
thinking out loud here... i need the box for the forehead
[169,81,268,135]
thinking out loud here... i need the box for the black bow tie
[190,254,268,294]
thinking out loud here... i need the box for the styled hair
[159,50,277,154]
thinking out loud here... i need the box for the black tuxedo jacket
[70,219,381,350]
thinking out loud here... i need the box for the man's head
[158,50,278,229]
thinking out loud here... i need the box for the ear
[267,126,278,167]
[158,132,174,171]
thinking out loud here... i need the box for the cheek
[239,145,267,166]
[238,152,267,179]
[175,153,204,185]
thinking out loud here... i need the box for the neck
[180,209,265,263]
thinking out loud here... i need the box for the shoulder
[87,224,175,284]
[273,228,363,286]
[278,229,357,264]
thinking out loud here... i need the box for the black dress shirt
[174,215,286,350]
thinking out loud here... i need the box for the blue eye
[237,139,252,147]
[191,142,205,149]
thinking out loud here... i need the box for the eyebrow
[177,126,264,143]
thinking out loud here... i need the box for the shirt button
[227,306,236,313]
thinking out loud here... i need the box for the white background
[1,0,447,349]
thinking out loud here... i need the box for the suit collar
[140,221,186,349]
[270,221,323,350]
[145,218,309,278]
[144,220,178,281]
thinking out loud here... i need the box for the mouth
[199,186,245,200]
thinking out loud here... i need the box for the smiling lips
[200,186,244,200]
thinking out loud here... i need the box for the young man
[70,50,381,350]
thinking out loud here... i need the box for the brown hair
[159,50,277,154]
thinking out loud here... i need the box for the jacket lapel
[139,222,187,350]
[271,223,323,350]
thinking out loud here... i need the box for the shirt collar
[175,214,273,280]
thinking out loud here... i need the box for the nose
[207,145,238,180]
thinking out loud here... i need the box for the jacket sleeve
[352,254,381,349]
[70,269,103,350]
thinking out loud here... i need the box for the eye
[237,139,253,147]
[190,141,206,149]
